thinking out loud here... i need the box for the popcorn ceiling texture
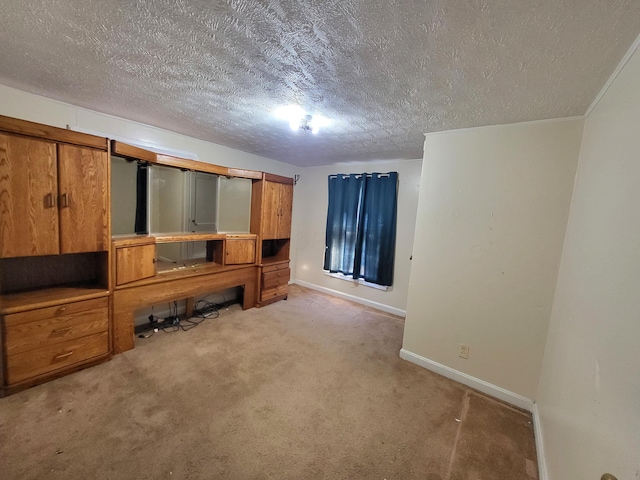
[0,0,639,166]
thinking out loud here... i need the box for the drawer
[262,268,290,286]
[6,331,109,384]
[262,273,289,290]
[262,262,289,274]
[3,298,108,356]
[261,285,288,302]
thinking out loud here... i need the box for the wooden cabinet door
[225,238,256,265]
[261,181,280,240]
[57,145,109,254]
[277,183,293,238]
[116,244,157,285]
[0,133,59,257]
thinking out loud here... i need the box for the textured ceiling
[0,1,639,166]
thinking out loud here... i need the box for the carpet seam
[444,389,471,480]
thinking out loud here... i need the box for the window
[323,172,398,287]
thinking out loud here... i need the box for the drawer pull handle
[56,306,67,314]
[52,327,72,335]
[53,351,74,361]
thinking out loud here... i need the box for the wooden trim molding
[111,140,262,179]
[0,115,108,150]
[264,172,294,185]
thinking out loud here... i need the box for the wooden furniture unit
[260,176,293,240]
[0,117,294,394]
[3,296,109,384]
[260,261,290,304]
[111,233,258,353]
[251,174,294,307]
[0,116,111,397]
[0,134,108,258]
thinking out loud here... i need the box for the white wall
[402,119,583,400]
[536,42,640,480]
[293,159,422,316]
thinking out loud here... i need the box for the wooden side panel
[225,238,256,265]
[261,181,280,240]
[116,244,157,285]
[278,182,294,239]
[57,145,109,253]
[0,133,59,257]
[250,179,264,235]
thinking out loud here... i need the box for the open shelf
[260,238,290,265]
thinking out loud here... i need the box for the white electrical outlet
[459,344,469,359]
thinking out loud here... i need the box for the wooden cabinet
[57,144,109,254]
[1,294,110,393]
[224,237,256,265]
[115,242,157,286]
[261,181,293,240]
[0,115,111,396]
[251,173,294,307]
[260,261,290,304]
[0,134,59,257]
[0,133,108,258]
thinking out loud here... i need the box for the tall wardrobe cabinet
[251,173,294,306]
[0,116,111,397]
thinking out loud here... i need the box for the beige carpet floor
[0,284,537,479]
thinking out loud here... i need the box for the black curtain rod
[329,173,391,179]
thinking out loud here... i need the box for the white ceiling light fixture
[275,105,329,135]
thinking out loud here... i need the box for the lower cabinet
[1,296,109,391]
[259,261,290,306]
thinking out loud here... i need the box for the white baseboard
[531,403,548,480]
[293,280,406,317]
[399,348,535,412]
[399,350,550,479]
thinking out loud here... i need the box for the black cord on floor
[137,297,222,338]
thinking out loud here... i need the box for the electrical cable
[137,295,225,338]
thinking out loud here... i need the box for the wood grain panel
[4,298,108,355]
[225,238,256,265]
[262,268,290,287]
[110,140,156,163]
[116,244,156,285]
[0,115,107,150]
[261,261,289,273]
[260,285,288,302]
[57,144,109,253]
[278,183,293,238]
[0,133,59,257]
[112,141,261,179]
[0,287,109,315]
[263,173,294,185]
[5,331,108,384]
[112,266,256,353]
[261,180,280,240]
